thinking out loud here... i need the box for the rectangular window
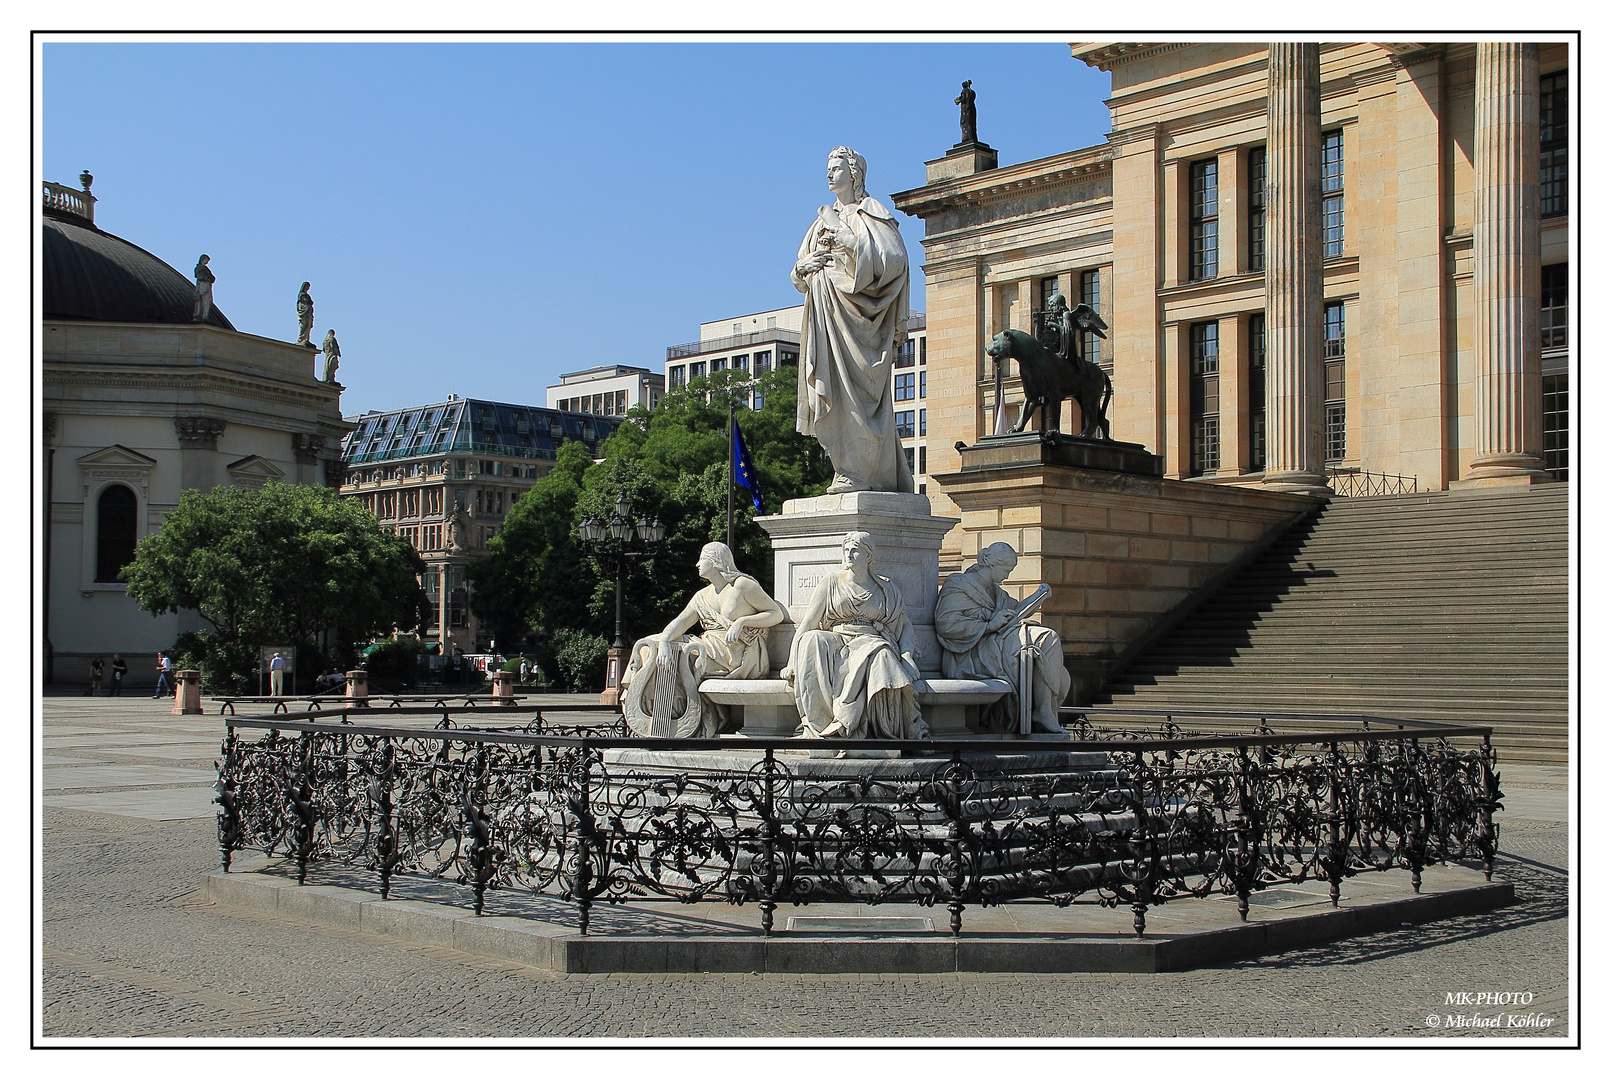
[895,372,916,401]
[903,447,915,473]
[712,358,727,372]
[1542,263,1567,350]
[733,354,749,372]
[1190,159,1219,280]
[1190,321,1221,474]
[1080,268,1104,370]
[919,371,927,399]
[1541,71,1568,218]
[755,350,772,373]
[918,445,927,474]
[1248,146,1267,273]
[895,410,916,438]
[1322,130,1344,257]
[919,409,927,436]
[689,362,705,379]
[1324,302,1346,460]
[1039,276,1062,313]
[1543,373,1569,481]
[894,340,916,368]
[919,338,927,365]
[670,366,686,388]
[1249,313,1267,471]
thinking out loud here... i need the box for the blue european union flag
[732,419,766,515]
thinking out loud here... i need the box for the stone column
[1463,42,1547,484]
[1261,43,1330,494]
[437,563,450,656]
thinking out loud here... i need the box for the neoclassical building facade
[42,176,350,686]
[896,41,1569,564]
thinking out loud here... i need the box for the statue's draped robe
[789,569,923,739]
[622,579,770,736]
[792,195,914,493]
[934,566,1072,731]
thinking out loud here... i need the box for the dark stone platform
[958,432,1163,476]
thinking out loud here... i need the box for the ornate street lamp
[576,492,665,704]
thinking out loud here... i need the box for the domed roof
[43,206,235,330]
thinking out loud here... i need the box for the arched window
[95,485,138,582]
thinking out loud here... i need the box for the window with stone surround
[1321,130,1344,257]
[895,372,916,402]
[1248,146,1267,272]
[896,410,915,438]
[1081,268,1105,370]
[95,484,137,582]
[1541,70,1568,218]
[1324,302,1346,461]
[1249,312,1267,471]
[1189,159,1219,280]
[1542,263,1568,351]
[1190,321,1221,474]
[1543,374,1569,481]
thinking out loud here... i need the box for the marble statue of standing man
[791,147,913,494]
[192,255,215,323]
[295,282,314,346]
[320,330,341,383]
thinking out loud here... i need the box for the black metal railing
[666,327,803,361]
[212,707,1499,938]
[1327,467,1419,497]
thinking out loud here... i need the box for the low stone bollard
[491,669,515,705]
[173,669,203,715]
[345,669,369,706]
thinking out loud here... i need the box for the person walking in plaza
[270,651,286,697]
[88,656,104,696]
[109,654,126,695]
[519,657,529,686]
[152,651,173,698]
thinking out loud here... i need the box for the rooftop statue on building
[295,282,314,346]
[619,542,787,738]
[955,80,978,145]
[192,255,214,323]
[792,147,913,494]
[320,330,341,383]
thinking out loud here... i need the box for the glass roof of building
[341,397,624,466]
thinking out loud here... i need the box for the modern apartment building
[547,364,664,417]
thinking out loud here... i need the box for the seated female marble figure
[782,531,928,740]
[934,542,1070,733]
[620,542,786,737]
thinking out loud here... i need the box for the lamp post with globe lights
[577,492,666,704]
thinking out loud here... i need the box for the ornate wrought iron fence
[212,706,1499,938]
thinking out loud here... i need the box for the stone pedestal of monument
[757,490,956,678]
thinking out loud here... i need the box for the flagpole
[727,390,735,552]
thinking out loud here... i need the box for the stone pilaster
[1462,42,1547,485]
[1261,43,1330,494]
[174,415,226,493]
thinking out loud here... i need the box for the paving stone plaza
[39,694,1571,1042]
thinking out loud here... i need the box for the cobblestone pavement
[38,696,1574,1042]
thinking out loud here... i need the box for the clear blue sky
[42,40,1113,414]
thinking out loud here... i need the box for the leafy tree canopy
[469,365,832,669]
[124,481,427,655]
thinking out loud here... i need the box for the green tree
[469,364,832,675]
[124,482,427,691]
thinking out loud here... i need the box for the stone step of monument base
[700,676,1023,738]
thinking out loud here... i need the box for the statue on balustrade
[954,80,978,145]
[320,330,341,383]
[295,281,315,346]
[783,531,928,740]
[791,147,913,494]
[192,255,215,323]
[620,542,787,738]
[935,542,1071,734]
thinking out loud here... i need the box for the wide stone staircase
[1093,484,1570,765]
